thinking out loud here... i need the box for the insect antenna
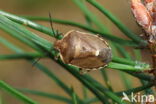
[49,12,57,38]
[32,12,59,66]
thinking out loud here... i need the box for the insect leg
[79,68,88,74]
[32,13,60,66]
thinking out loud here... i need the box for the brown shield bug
[54,30,112,73]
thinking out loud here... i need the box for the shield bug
[54,30,112,73]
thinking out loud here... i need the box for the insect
[54,30,112,73]
[33,13,112,74]
[131,0,156,80]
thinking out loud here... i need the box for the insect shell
[54,30,112,73]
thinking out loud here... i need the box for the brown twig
[152,54,156,84]
[131,0,156,87]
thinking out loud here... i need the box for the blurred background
[0,0,151,104]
